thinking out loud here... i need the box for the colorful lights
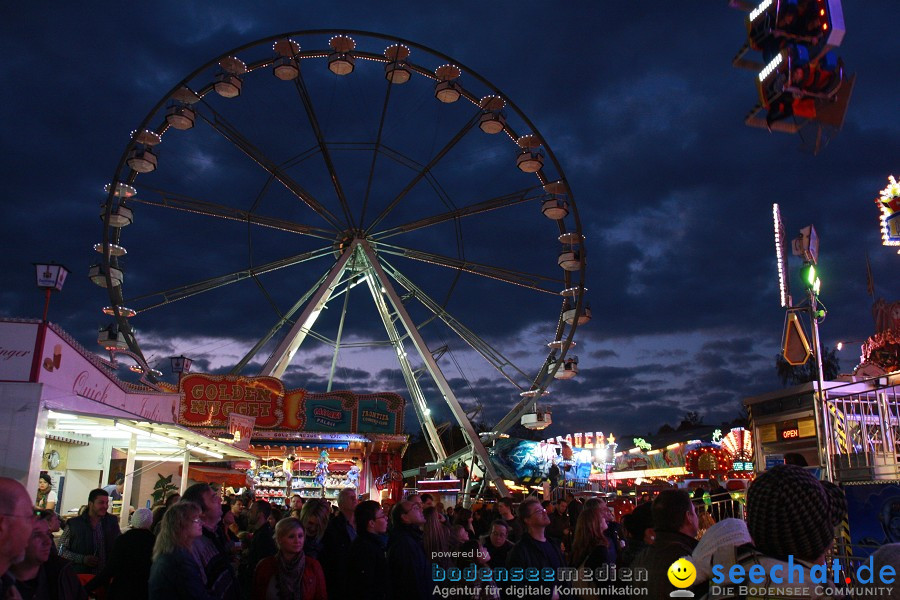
[878,175,900,252]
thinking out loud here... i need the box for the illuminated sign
[732,461,755,471]
[781,428,800,439]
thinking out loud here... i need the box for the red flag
[866,252,875,298]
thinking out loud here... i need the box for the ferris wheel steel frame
[97,30,587,499]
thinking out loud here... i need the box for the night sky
[2,2,898,442]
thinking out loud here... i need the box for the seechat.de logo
[668,558,696,598]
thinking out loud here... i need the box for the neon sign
[781,428,800,439]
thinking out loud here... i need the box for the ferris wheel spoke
[291,73,356,230]
[230,267,335,374]
[195,104,344,230]
[360,76,398,228]
[379,258,532,390]
[130,186,338,241]
[372,184,548,240]
[375,243,563,294]
[365,110,481,234]
[125,246,335,312]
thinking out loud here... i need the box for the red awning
[181,465,248,488]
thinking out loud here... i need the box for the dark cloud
[1,1,897,439]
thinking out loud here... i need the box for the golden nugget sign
[179,374,299,429]
[177,374,405,434]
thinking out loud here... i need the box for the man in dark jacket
[495,497,522,543]
[506,498,568,600]
[387,499,429,599]
[319,487,358,600]
[58,488,121,575]
[182,483,239,600]
[347,500,390,599]
[240,499,278,596]
[84,507,155,599]
[481,520,514,569]
[631,489,700,600]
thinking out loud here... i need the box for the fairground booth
[0,318,408,527]
[0,318,255,529]
[176,373,408,507]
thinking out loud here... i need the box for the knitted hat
[131,507,154,530]
[691,519,752,582]
[747,464,839,561]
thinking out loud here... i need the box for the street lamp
[170,355,193,379]
[34,262,69,321]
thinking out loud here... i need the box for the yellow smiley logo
[667,558,696,588]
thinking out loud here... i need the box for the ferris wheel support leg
[362,269,447,462]
[259,246,356,378]
[360,241,510,498]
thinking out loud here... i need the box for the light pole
[33,263,69,322]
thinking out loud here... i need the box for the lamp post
[34,263,69,322]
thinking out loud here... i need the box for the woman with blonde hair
[299,498,331,559]
[148,501,215,599]
[569,505,612,569]
[423,505,453,569]
[253,517,326,600]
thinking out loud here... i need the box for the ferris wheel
[94,30,588,494]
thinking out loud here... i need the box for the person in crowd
[566,492,583,531]
[102,479,125,502]
[39,509,61,557]
[546,498,570,549]
[496,498,522,543]
[420,494,434,509]
[548,460,561,491]
[697,507,716,538]
[1,478,36,597]
[35,474,57,511]
[387,498,429,599]
[150,492,180,535]
[347,500,390,600]
[267,507,283,530]
[445,506,455,521]
[871,544,900,600]
[618,501,653,568]
[506,498,568,600]
[221,503,241,546]
[299,498,330,559]
[319,487,357,599]
[481,520,514,569]
[569,505,611,571]
[631,489,699,600]
[252,518,326,600]
[289,495,304,512]
[226,498,243,536]
[450,524,470,550]
[453,507,476,541]
[689,518,752,594]
[783,452,809,467]
[84,507,155,599]
[9,517,86,600]
[597,499,623,564]
[708,477,733,521]
[58,488,121,576]
[148,501,215,600]
[181,482,239,599]
[726,465,846,597]
[424,506,453,569]
[241,500,278,593]
[456,538,499,599]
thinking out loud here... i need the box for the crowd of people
[3,468,900,600]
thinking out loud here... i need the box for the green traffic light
[801,263,817,286]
